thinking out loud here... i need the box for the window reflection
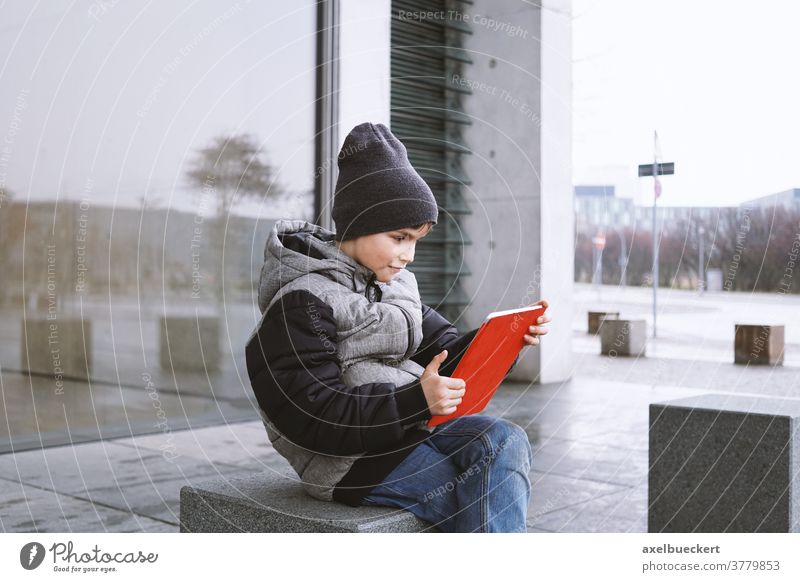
[0,1,317,451]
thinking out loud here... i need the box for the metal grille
[391,0,472,322]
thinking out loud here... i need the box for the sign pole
[652,143,658,338]
[637,141,674,341]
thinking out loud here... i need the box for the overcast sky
[572,0,800,207]
[0,1,316,217]
[4,1,797,213]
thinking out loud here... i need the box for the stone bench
[599,319,646,356]
[179,471,435,533]
[649,394,800,532]
[587,311,619,334]
[734,324,784,366]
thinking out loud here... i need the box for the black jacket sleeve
[409,304,480,376]
[245,290,432,456]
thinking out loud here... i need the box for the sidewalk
[0,373,699,533]
[0,420,290,532]
[3,282,797,532]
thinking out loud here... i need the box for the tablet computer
[427,304,547,428]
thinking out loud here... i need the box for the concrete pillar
[461,0,573,383]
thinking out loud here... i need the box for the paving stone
[0,477,173,533]
[532,486,647,533]
[579,428,650,452]
[573,352,800,398]
[79,468,277,526]
[0,441,230,495]
[111,422,286,470]
[527,470,628,526]
[533,437,648,487]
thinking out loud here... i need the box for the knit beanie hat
[332,122,439,241]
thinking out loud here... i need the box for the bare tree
[185,133,281,218]
[576,206,800,294]
[184,133,282,303]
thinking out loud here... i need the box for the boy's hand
[523,299,551,346]
[419,350,466,417]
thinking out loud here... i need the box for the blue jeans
[361,416,533,532]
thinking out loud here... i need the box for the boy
[245,122,550,532]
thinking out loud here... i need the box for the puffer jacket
[245,219,478,506]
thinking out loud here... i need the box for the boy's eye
[393,236,405,242]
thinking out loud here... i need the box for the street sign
[638,162,674,177]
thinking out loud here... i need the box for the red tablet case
[427,305,547,428]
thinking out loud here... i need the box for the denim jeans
[361,415,533,532]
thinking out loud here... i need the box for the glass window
[0,1,318,451]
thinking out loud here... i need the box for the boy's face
[341,224,432,283]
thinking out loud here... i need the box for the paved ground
[1,283,796,533]
[0,368,754,534]
[0,376,683,533]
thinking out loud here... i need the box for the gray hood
[258,219,377,314]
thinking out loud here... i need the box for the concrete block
[649,394,800,532]
[588,311,619,334]
[180,471,435,533]
[21,317,92,380]
[600,319,646,356]
[160,315,220,371]
[735,324,784,366]
[706,268,723,292]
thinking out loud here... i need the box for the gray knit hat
[332,122,439,241]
